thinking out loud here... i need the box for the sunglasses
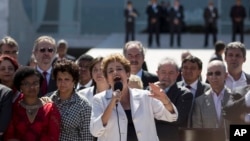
[39,48,54,53]
[207,71,222,76]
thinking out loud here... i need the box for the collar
[52,90,77,103]
[211,88,225,100]
[84,80,93,87]
[36,66,52,75]
[76,80,93,89]
[227,71,246,81]
[184,79,198,90]
[164,87,171,93]
[136,69,143,78]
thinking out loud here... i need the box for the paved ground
[95,33,250,49]
[86,33,250,82]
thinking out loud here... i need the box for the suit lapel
[195,81,203,98]
[130,89,141,116]
[204,90,219,125]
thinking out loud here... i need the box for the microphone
[114,81,123,141]
[114,81,123,106]
[114,81,123,92]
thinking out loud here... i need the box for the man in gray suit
[0,84,13,141]
[192,60,230,128]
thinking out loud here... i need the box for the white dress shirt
[211,89,225,122]
[36,66,52,84]
[225,72,247,91]
[184,80,198,97]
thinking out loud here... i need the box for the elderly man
[192,60,231,129]
[32,35,57,97]
[123,40,158,89]
[155,57,193,141]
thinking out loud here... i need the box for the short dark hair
[225,41,246,59]
[215,41,225,53]
[14,66,43,91]
[182,55,203,70]
[75,54,94,65]
[53,59,79,86]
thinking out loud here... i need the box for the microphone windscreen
[114,81,123,91]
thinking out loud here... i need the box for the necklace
[19,99,43,123]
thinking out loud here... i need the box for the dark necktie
[77,86,85,91]
[186,85,191,89]
[41,71,48,96]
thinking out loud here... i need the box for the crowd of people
[0,32,249,141]
[125,0,247,48]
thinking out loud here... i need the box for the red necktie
[41,71,48,96]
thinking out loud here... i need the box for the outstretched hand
[148,83,170,104]
[148,83,174,113]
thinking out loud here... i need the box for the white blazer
[90,88,178,141]
[78,86,95,104]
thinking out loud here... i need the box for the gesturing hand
[148,83,171,105]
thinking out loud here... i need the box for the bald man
[192,60,231,129]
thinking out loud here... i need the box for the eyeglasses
[207,71,222,76]
[39,48,54,53]
[21,81,40,88]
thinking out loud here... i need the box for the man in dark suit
[159,1,171,33]
[123,41,158,89]
[146,0,162,47]
[124,1,138,43]
[178,55,210,98]
[203,1,218,47]
[230,0,246,43]
[177,55,210,127]
[32,36,57,97]
[155,57,193,141]
[0,84,13,140]
[169,0,184,47]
